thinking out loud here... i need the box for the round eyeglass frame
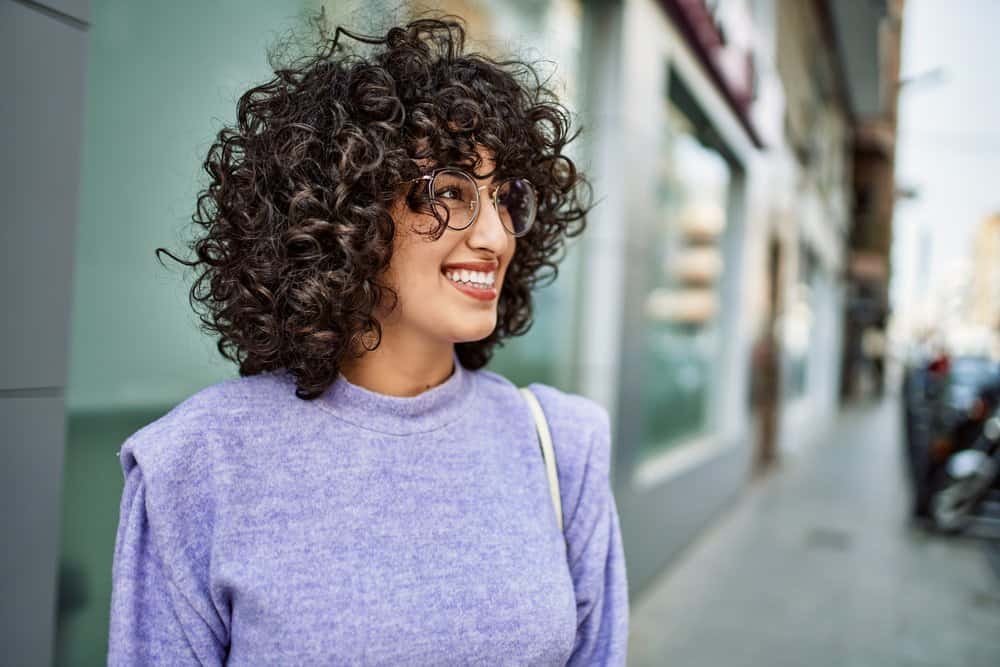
[406,168,538,238]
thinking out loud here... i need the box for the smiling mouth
[442,268,498,301]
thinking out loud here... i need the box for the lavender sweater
[107,355,629,665]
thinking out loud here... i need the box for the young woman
[108,16,628,665]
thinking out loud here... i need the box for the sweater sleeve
[107,442,229,666]
[564,413,629,666]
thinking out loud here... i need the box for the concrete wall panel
[1,0,87,391]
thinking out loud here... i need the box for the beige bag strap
[520,387,563,533]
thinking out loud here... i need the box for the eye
[436,186,463,200]
[495,186,514,210]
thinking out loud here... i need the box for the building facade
[8,0,898,662]
[970,214,1000,337]
[836,0,905,399]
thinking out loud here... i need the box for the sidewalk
[627,399,1000,667]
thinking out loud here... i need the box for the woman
[108,15,628,665]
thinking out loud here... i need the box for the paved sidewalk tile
[628,399,1000,667]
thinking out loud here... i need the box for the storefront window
[637,72,735,462]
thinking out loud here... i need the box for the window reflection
[637,73,735,461]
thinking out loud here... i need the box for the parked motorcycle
[929,405,1000,533]
[903,353,1000,519]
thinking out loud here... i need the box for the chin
[448,315,497,343]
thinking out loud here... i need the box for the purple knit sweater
[107,354,629,665]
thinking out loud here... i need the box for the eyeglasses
[406,168,538,237]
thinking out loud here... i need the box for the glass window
[636,71,737,463]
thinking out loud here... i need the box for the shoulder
[528,382,612,484]
[474,368,611,477]
[524,382,609,441]
[118,371,296,486]
[475,368,608,432]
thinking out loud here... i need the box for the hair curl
[158,13,592,399]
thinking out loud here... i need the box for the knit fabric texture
[107,353,629,665]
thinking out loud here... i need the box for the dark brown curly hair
[158,12,592,399]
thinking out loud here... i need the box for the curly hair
[158,13,592,399]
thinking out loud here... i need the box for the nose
[467,190,512,255]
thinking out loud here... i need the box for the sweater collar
[314,350,473,435]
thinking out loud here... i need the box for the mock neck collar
[313,350,473,435]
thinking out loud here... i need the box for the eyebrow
[427,166,504,186]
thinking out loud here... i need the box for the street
[628,398,1000,666]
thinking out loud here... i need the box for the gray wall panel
[619,439,753,599]
[1,395,68,667]
[2,1,87,664]
[1,0,87,391]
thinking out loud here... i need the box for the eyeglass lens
[429,169,537,236]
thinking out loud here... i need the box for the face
[379,147,517,346]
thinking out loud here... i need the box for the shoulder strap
[519,387,563,533]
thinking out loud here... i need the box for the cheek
[387,219,441,275]
[390,240,452,296]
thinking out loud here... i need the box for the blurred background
[4,0,1000,664]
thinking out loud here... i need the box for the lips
[445,278,497,301]
[441,262,498,301]
[441,261,500,273]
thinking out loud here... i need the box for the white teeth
[444,268,497,289]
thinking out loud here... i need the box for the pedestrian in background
[106,14,628,665]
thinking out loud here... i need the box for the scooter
[930,407,1000,533]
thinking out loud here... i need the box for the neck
[339,329,456,398]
